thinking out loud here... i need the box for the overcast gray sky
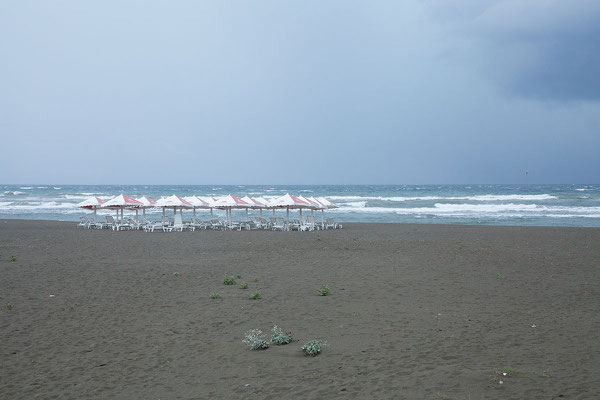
[1,0,598,184]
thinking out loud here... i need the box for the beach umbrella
[136,196,156,220]
[314,197,338,228]
[101,194,143,222]
[240,196,268,219]
[197,196,219,217]
[298,195,323,216]
[211,194,251,228]
[183,196,211,218]
[76,196,105,223]
[155,195,193,218]
[268,193,311,226]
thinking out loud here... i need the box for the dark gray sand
[1,219,599,399]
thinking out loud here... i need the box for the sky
[1,0,599,184]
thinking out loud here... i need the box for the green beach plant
[301,340,326,356]
[249,290,261,300]
[10,255,17,262]
[210,292,222,299]
[236,274,242,279]
[242,329,270,350]
[172,272,179,277]
[317,284,330,296]
[271,325,291,345]
[223,275,236,285]
[240,282,248,289]
[253,276,259,282]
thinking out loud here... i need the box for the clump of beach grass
[301,340,326,356]
[317,284,330,296]
[210,292,222,299]
[223,275,236,285]
[236,274,242,279]
[242,329,269,350]
[240,282,248,289]
[10,255,17,262]
[253,276,259,282]
[249,290,261,300]
[172,272,179,277]
[271,325,291,345]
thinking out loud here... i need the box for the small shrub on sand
[249,290,261,300]
[210,292,222,299]
[317,284,330,296]
[240,282,248,289]
[223,275,236,285]
[172,272,179,277]
[253,276,259,282]
[242,329,269,350]
[271,325,291,345]
[301,340,326,356]
[236,274,242,279]
[10,255,17,262]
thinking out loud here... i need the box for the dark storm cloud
[428,0,600,101]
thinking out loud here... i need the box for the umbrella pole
[286,207,289,230]
[322,209,325,229]
[211,208,213,217]
[245,208,248,221]
[136,209,138,221]
[121,208,124,222]
[143,208,146,218]
[162,208,165,217]
[193,208,196,218]
[94,208,97,223]
[260,209,263,217]
[300,208,302,222]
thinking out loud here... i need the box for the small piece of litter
[49,294,55,298]
[499,380,504,385]
[503,372,507,376]
[244,384,250,387]
[531,324,537,328]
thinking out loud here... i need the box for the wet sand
[1,219,599,399]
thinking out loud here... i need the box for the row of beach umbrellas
[77,193,338,227]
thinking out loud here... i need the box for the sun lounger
[272,218,286,231]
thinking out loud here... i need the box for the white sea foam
[575,188,585,191]
[0,201,13,207]
[4,191,25,196]
[53,187,61,189]
[334,203,600,218]
[328,194,558,202]
[20,187,33,189]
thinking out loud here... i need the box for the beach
[1,219,599,399]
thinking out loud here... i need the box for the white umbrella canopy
[101,194,143,221]
[77,196,105,223]
[315,197,338,209]
[183,196,211,218]
[212,195,251,226]
[136,196,156,219]
[240,196,267,219]
[197,196,219,217]
[269,193,312,224]
[155,195,193,217]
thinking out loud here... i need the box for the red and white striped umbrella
[155,195,193,217]
[136,196,157,219]
[240,196,268,218]
[101,194,143,221]
[183,196,211,218]
[77,196,105,223]
[212,195,251,227]
[269,193,311,224]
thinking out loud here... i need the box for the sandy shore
[1,219,599,399]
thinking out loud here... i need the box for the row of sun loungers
[78,215,342,232]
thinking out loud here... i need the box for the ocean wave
[3,191,25,196]
[53,187,61,189]
[329,194,558,202]
[575,188,585,191]
[334,203,600,218]
[20,187,33,189]
[0,201,13,207]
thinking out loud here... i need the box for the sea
[1,184,599,227]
